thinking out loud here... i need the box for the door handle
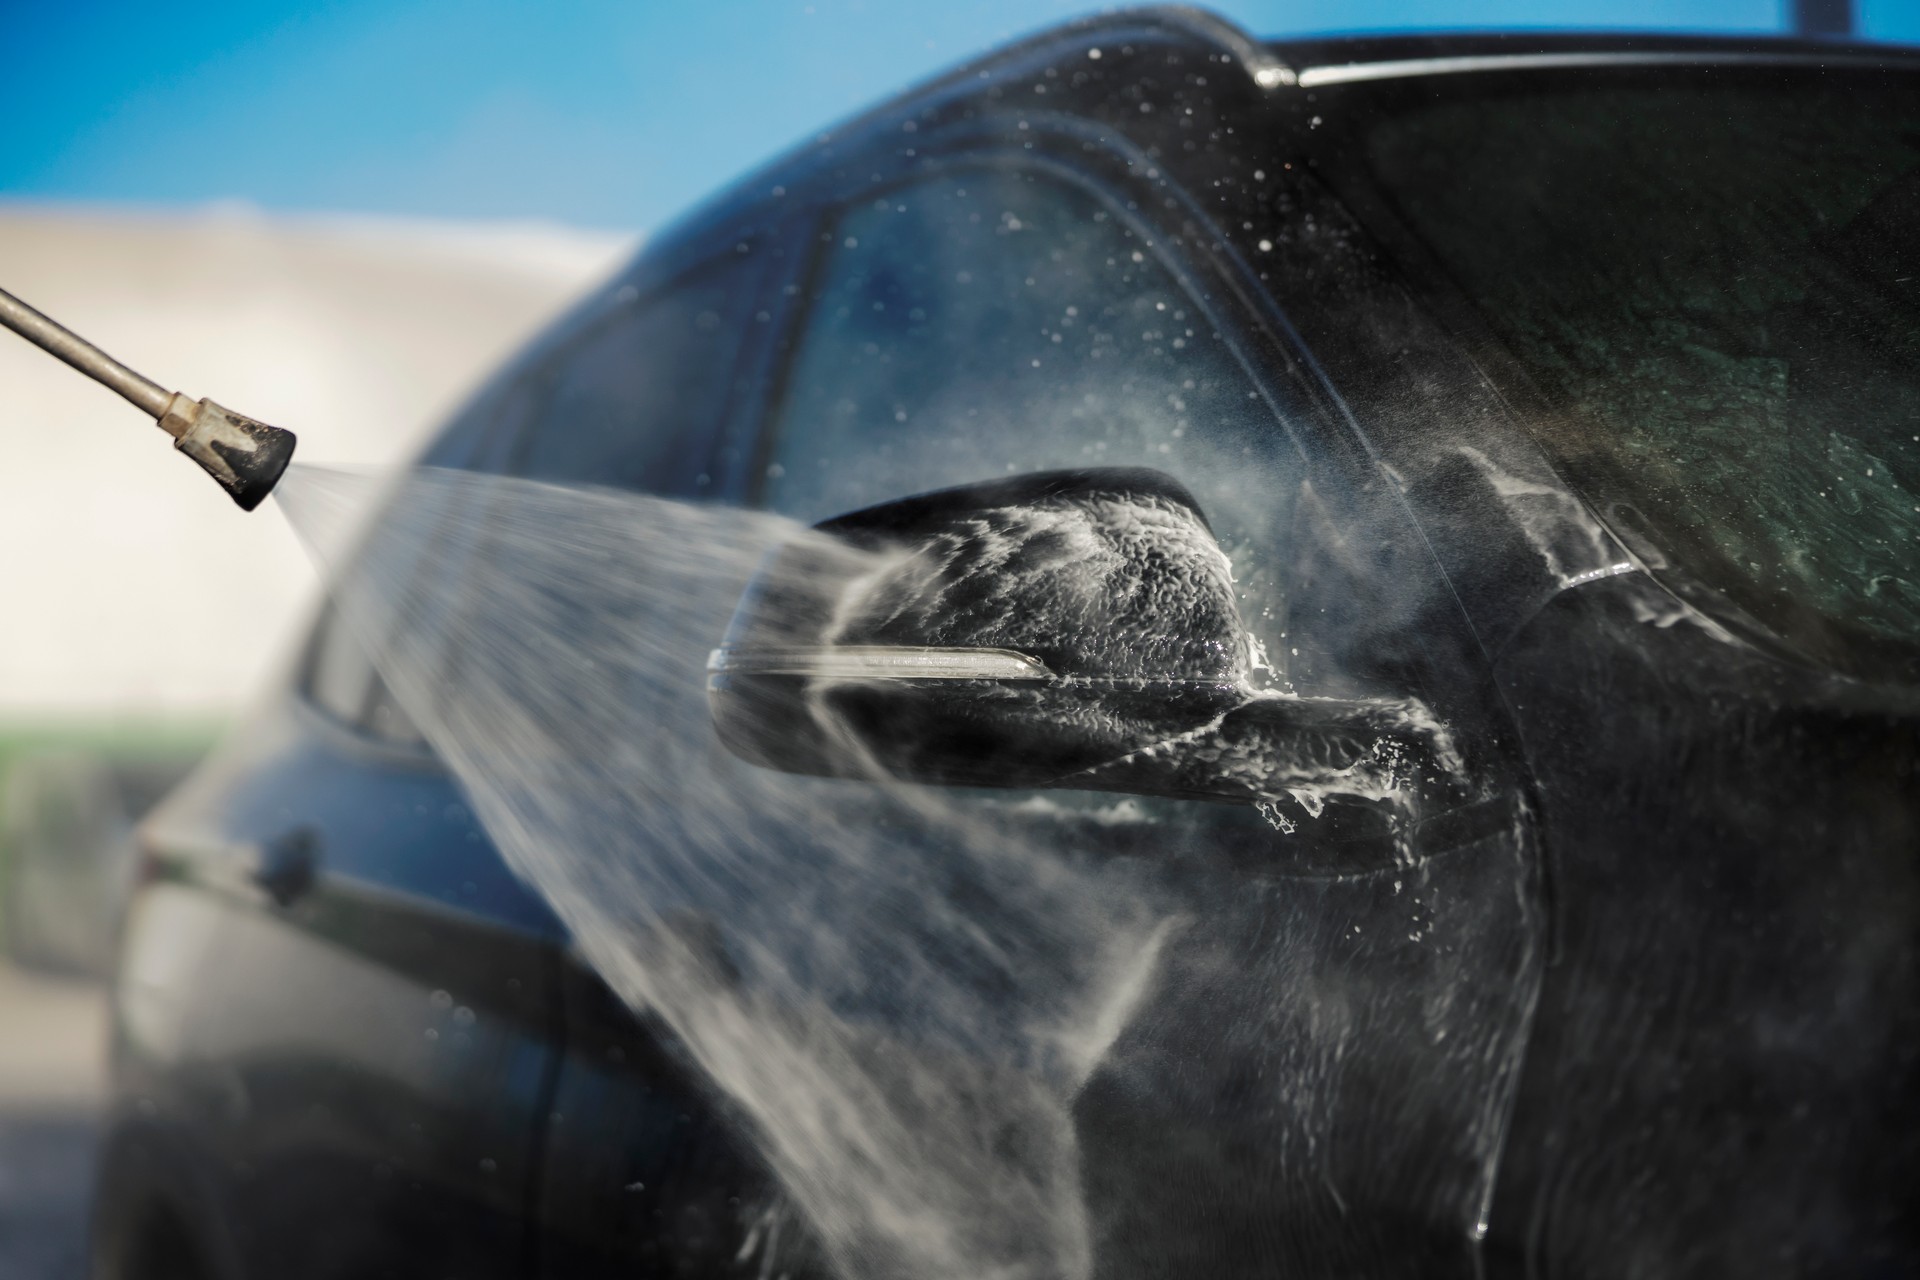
[254,825,320,907]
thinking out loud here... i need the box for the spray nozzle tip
[160,395,298,511]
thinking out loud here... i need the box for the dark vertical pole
[1792,0,1855,37]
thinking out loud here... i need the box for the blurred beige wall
[0,204,635,720]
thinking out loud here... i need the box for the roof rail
[884,7,1299,115]
[1135,6,1298,86]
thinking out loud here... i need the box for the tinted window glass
[520,252,761,493]
[307,603,374,724]
[363,675,427,748]
[304,604,425,747]
[1365,79,1920,676]
[764,169,1298,668]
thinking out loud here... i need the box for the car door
[133,366,571,1279]
[725,150,1548,1278]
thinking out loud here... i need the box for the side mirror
[707,469,1458,817]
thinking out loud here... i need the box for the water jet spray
[0,284,296,510]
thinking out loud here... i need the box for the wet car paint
[106,13,1920,1278]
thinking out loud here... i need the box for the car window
[1363,77,1920,680]
[762,167,1300,678]
[306,601,375,723]
[302,603,426,749]
[756,164,1322,855]
[306,250,770,750]
[517,250,764,495]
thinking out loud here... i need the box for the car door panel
[138,700,566,1280]
[536,962,820,1279]
[717,144,1545,1276]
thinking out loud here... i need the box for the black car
[97,10,1919,1278]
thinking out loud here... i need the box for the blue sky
[2,0,1915,233]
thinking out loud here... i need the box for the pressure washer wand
[0,284,296,511]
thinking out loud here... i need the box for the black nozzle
[160,396,298,511]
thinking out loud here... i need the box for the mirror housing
[708,469,1458,812]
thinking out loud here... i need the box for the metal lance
[0,284,296,511]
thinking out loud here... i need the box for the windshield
[1359,71,1920,679]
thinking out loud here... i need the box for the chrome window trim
[1295,49,1918,87]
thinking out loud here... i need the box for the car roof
[441,7,1920,459]
[664,11,1920,264]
